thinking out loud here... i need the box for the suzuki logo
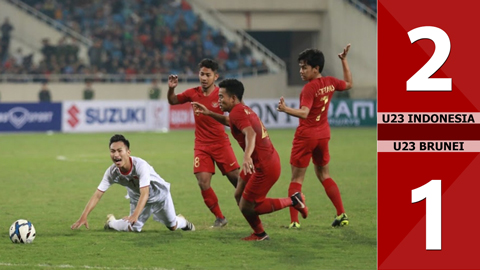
[68,105,80,128]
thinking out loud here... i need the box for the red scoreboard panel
[378,1,480,269]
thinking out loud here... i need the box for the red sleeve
[299,83,316,109]
[230,108,251,131]
[176,88,196,104]
[334,77,347,91]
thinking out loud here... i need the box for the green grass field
[0,128,376,270]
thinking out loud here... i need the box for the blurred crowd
[0,0,268,78]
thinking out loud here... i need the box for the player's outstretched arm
[277,96,309,119]
[167,75,180,105]
[191,102,230,126]
[71,189,104,230]
[338,44,353,90]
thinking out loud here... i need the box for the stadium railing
[344,0,377,20]
[189,0,286,73]
[0,67,270,83]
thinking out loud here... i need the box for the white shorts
[129,193,177,232]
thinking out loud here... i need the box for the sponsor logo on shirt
[212,102,219,108]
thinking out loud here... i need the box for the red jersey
[229,103,276,165]
[295,76,347,140]
[177,86,229,144]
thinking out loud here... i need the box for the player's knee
[239,205,254,215]
[227,175,238,187]
[239,202,255,215]
[197,179,211,190]
[197,174,211,190]
[314,165,329,180]
[234,191,242,205]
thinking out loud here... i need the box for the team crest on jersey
[212,102,219,108]
[133,175,139,180]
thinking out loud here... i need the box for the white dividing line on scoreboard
[377,141,480,152]
[377,113,480,124]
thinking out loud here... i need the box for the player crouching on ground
[71,134,195,232]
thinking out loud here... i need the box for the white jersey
[97,156,170,203]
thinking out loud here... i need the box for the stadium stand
[1,0,266,81]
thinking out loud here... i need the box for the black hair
[219,79,244,101]
[198,58,219,72]
[109,134,130,149]
[298,48,325,73]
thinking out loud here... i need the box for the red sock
[201,188,224,219]
[242,213,264,234]
[322,178,345,215]
[254,198,292,215]
[288,182,302,223]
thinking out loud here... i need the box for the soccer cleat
[331,213,349,227]
[241,233,270,241]
[178,214,196,231]
[211,217,228,228]
[288,222,301,229]
[291,192,308,219]
[104,214,116,230]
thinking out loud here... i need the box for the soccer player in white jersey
[71,134,195,232]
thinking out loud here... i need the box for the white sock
[108,219,132,232]
[175,216,187,230]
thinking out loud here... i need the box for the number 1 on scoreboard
[412,180,442,250]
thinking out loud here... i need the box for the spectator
[1,18,13,44]
[149,79,161,99]
[83,80,95,100]
[1,18,13,39]
[41,38,56,63]
[258,60,269,75]
[1,18,13,60]
[12,48,23,66]
[38,82,52,102]
[88,40,105,69]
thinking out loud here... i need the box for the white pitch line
[0,263,173,270]
[56,156,105,163]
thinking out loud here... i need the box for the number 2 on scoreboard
[411,180,442,250]
[407,26,452,91]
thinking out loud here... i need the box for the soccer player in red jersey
[167,59,239,228]
[277,44,353,229]
[192,79,308,241]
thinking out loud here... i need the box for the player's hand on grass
[277,96,286,112]
[242,156,255,174]
[338,44,351,60]
[71,217,89,230]
[191,102,210,115]
[168,74,178,89]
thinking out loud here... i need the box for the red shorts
[193,143,239,175]
[290,138,330,168]
[240,151,281,203]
